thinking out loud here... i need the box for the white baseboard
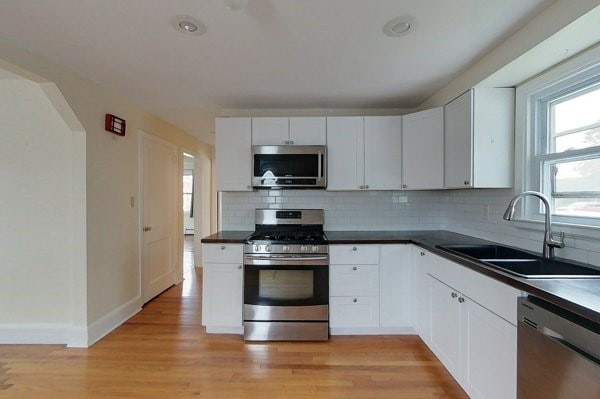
[86,296,142,347]
[330,326,416,335]
[0,324,71,344]
[205,326,244,334]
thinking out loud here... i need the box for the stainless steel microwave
[251,145,327,189]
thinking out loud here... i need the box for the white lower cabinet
[201,244,244,334]
[417,247,518,399]
[329,244,413,334]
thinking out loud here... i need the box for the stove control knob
[282,245,290,253]
[265,245,271,252]
[300,245,307,253]
[311,245,319,253]
[254,245,261,252]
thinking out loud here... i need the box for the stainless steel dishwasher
[517,297,600,399]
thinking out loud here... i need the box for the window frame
[515,44,600,230]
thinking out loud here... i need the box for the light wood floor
[0,267,467,399]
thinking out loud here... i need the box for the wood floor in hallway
[0,267,468,399]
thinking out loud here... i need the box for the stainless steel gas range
[243,209,329,341]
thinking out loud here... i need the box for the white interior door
[141,132,178,302]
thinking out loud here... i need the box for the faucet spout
[502,191,565,259]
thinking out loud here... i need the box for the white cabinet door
[428,275,461,380]
[251,117,289,145]
[215,117,252,191]
[461,298,517,399]
[444,90,473,189]
[379,245,413,328]
[202,263,243,330]
[413,247,431,343]
[326,117,364,190]
[402,108,444,190]
[364,116,402,190]
[330,296,380,328]
[330,264,379,297]
[289,117,326,145]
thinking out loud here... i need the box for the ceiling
[0,0,554,144]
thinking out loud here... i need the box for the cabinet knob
[451,292,458,299]
[365,185,369,189]
[352,266,357,271]
[289,140,294,144]
[359,185,364,189]
[402,184,407,189]
[464,180,470,186]
[420,252,425,256]
[458,297,465,303]
[237,265,242,270]
[143,226,152,232]
[353,298,358,303]
[220,245,226,250]
[352,246,357,251]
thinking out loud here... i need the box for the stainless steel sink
[440,244,537,260]
[438,244,600,279]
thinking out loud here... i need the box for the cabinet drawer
[330,296,380,328]
[330,264,379,296]
[330,245,379,264]
[202,244,243,264]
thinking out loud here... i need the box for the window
[520,47,600,227]
[183,171,193,214]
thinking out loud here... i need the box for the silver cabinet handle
[402,184,407,188]
[365,185,369,189]
[289,140,294,144]
[464,180,470,186]
[220,245,226,250]
[352,266,357,271]
[420,252,425,256]
[458,297,465,303]
[237,265,242,270]
[352,246,357,251]
[353,298,358,303]
[359,185,364,189]
[451,292,458,299]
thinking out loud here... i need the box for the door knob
[143,226,152,232]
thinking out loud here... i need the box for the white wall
[1,37,214,346]
[0,78,86,342]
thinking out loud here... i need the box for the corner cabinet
[415,247,520,399]
[251,117,326,145]
[326,116,402,191]
[201,244,244,334]
[401,107,444,190]
[444,88,514,189]
[215,117,252,191]
[329,244,413,334]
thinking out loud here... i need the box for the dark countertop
[201,230,252,243]
[200,229,600,324]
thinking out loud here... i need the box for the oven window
[259,270,314,300]
[254,154,319,177]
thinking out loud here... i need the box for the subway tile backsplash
[221,189,600,267]
[221,190,443,231]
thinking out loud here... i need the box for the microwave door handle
[318,151,323,178]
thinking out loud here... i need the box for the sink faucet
[503,191,565,259]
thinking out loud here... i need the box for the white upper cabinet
[251,117,326,145]
[402,107,444,190]
[364,116,402,190]
[327,116,402,191]
[326,117,364,190]
[215,117,252,191]
[444,88,514,188]
[289,117,326,145]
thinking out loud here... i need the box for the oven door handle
[244,255,329,266]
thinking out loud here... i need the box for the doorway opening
[182,152,196,297]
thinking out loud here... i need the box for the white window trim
[514,43,600,236]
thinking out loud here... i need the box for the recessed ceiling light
[172,15,207,36]
[383,16,415,37]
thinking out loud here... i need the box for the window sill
[512,218,600,240]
